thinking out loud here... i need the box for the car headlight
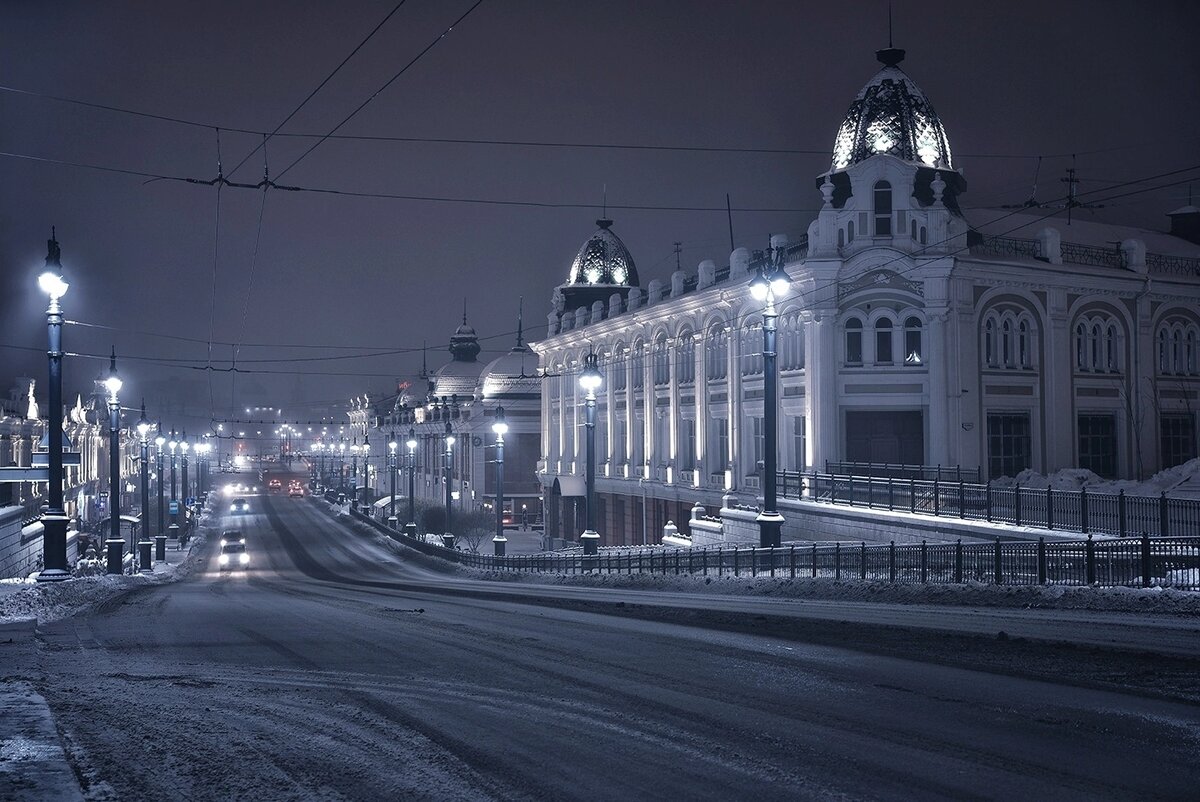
[219,554,229,565]
[239,553,249,565]
[220,539,228,547]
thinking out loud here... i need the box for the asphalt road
[27,481,1200,800]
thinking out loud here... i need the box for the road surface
[20,483,1200,800]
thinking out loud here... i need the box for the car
[288,485,304,497]
[219,530,245,547]
[230,498,249,514]
[218,542,249,572]
[268,479,282,492]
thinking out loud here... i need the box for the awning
[550,475,585,497]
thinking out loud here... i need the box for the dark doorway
[845,410,924,465]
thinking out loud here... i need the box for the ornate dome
[830,48,953,172]
[479,345,539,400]
[567,219,638,287]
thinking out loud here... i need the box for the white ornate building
[532,46,1200,547]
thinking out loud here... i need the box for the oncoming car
[230,498,249,515]
[288,482,304,498]
[218,542,249,572]
[219,530,245,548]
[268,479,282,492]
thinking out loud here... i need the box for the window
[1078,414,1118,479]
[919,226,927,245]
[845,318,863,365]
[750,416,764,470]
[1188,330,1198,374]
[987,413,1031,479]
[613,418,626,464]
[985,318,997,366]
[1002,319,1012,366]
[875,318,894,364]
[1075,323,1088,370]
[847,220,855,243]
[838,228,845,248]
[676,335,695,384]
[631,345,645,389]
[904,316,923,365]
[706,324,728,380]
[792,416,807,471]
[1160,414,1197,469]
[613,347,627,390]
[741,322,763,376]
[781,313,805,371]
[713,419,729,471]
[874,181,892,236]
[1105,325,1118,372]
[911,220,917,240]
[653,337,670,386]
[680,418,696,471]
[1018,320,1030,368]
[1158,327,1171,373]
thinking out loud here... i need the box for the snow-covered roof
[967,209,1200,259]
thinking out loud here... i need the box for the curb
[0,682,83,801]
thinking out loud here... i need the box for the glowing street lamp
[104,349,124,575]
[405,428,418,538]
[443,422,455,548]
[136,402,153,572]
[154,428,167,560]
[168,430,180,541]
[749,243,790,548]
[578,352,603,555]
[491,406,509,556]
[36,231,71,582]
[387,434,399,528]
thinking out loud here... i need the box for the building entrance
[844,410,924,465]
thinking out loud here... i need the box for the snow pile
[992,458,1200,497]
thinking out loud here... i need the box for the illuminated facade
[533,47,1200,547]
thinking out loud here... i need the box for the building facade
[532,47,1200,547]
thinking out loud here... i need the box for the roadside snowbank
[992,458,1200,496]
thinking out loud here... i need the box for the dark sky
[3,0,1198,427]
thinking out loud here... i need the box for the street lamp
[749,244,790,548]
[443,421,455,549]
[387,434,398,529]
[180,433,190,520]
[492,406,508,556]
[405,428,418,538]
[154,428,166,560]
[578,352,603,555]
[136,402,153,572]
[36,232,71,582]
[104,349,124,575]
[168,430,180,541]
[361,434,370,509]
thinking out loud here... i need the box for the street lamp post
[443,422,455,549]
[361,434,370,510]
[168,430,179,541]
[180,433,190,513]
[578,353,603,555]
[387,434,398,529]
[155,429,166,561]
[492,406,508,556]
[136,402,153,573]
[405,428,418,538]
[350,437,359,510]
[104,349,124,575]
[36,233,71,582]
[749,244,790,548]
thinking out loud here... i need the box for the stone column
[927,310,950,466]
[1043,289,1073,472]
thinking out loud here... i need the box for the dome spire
[515,295,524,348]
[876,2,904,66]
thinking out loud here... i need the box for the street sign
[169,501,180,514]
[32,451,81,467]
[0,466,50,482]
[185,497,195,506]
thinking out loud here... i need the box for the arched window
[1159,327,1171,373]
[631,344,645,389]
[1002,318,1013,366]
[613,345,628,390]
[904,316,923,365]
[920,226,927,245]
[838,228,845,248]
[845,318,863,365]
[847,220,855,243]
[741,322,763,376]
[1105,325,1118,372]
[1187,329,1198,374]
[875,318,894,364]
[984,316,996,366]
[874,181,892,236]
[1018,319,1031,368]
[653,336,670,386]
[911,220,918,240]
[676,334,695,385]
[1090,323,1102,370]
[706,324,728,381]
[780,314,805,371]
[1173,329,1184,374]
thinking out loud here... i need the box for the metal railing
[348,507,1199,590]
[779,470,1200,539]
[823,462,981,483]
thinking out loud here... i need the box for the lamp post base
[756,511,784,548]
[404,522,418,540]
[493,535,507,556]
[442,533,456,550]
[105,538,124,575]
[155,535,167,562]
[387,516,398,530]
[138,540,153,572]
[36,513,72,581]
[580,530,600,555]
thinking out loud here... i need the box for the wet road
[28,486,1200,800]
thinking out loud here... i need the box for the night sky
[2,0,1197,427]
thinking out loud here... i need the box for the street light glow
[579,352,603,392]
[38,270,69,300]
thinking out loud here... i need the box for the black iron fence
[347,507,1200,591]
[778,471,1200,539]
[823,462,981,483]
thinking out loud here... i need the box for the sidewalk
[0,682,83,802]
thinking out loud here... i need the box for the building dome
[567,219,639,287]
[830,48,953,172]
[478,345,539,400]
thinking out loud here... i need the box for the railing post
[1046,485,1054,530]
[887,477,894,511]
[789,544,795,578]
[920,540,927,583]
[751,548,757,577]
[717,547,722,576]
[986,482,992,522]
[811,542,817,578]
[1141,532,1152,588]
[1118,490,1127,538]
[933,477,940,516]
[1085,533,1096,585]
[860,542,867,580]
[909,478,916,513]
[702,548,707,576]
[1080,487,1089,535]
[957,480,965,519]
[830,476,837,505]
[1037,536,1047,585]
[1014,483,1022,527]
[733,545,739,577]
[1159,492,1169,537]
[954,539,963,583]
[866,476,872,509]
[770,546,776,578]
[993,537,1003,585]
[834,542,841,581]
[889,540,896,582]
[848,476,854,507]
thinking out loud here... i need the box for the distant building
[532,46,1200,547]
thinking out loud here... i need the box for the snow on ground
[0,517,211,626]
[991,458,1200,497]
